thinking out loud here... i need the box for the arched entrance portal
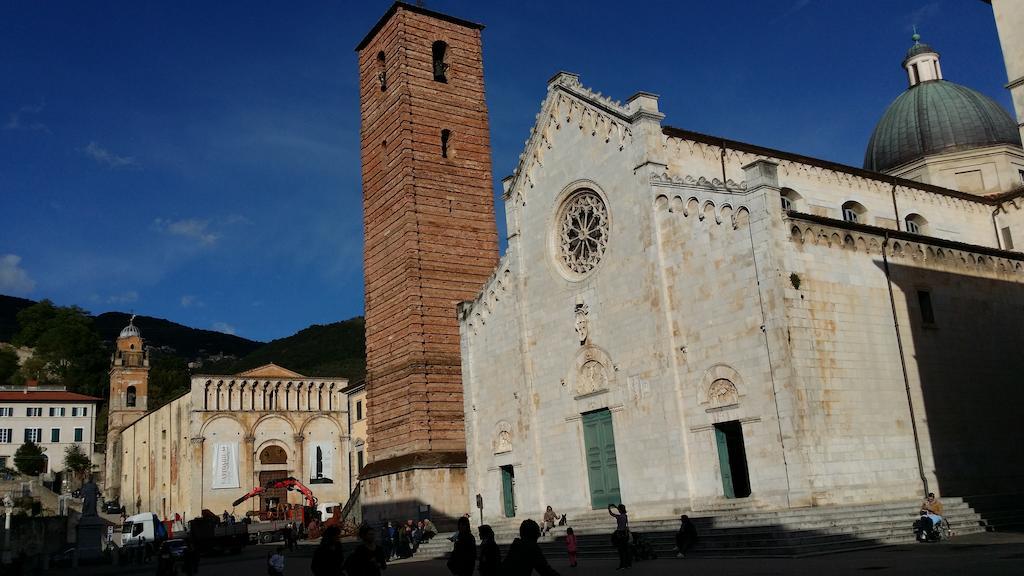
[258,445,288,513]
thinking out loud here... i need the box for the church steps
[411,499,988,559]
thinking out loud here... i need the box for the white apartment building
[0,383,101,474]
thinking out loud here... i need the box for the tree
[148,352,191,410]
[0,346,18,384]
[11,300,108,397]
[14,441,46,476]
[63,444,92,486]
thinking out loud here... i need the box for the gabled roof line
[663,125,1000,206]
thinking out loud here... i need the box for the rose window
[558,190,609,276]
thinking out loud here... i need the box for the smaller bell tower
[104,316,150,500]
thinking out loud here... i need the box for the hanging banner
[211,442,239,489]
[309,442,334,483]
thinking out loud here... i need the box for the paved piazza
[42,532,1024,576]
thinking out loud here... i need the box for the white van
[317,502,342,521]
[121,513,167,548]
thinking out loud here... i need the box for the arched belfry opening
[432,40,448,82]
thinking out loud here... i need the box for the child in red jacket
[566,527,578,567]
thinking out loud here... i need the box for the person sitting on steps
[542,506,561,536]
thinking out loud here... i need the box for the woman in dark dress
[477,524,500,576]
[446,516,476,576]
[310,526,344,576]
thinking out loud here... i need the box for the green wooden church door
[500,465,516,517]
[583,409,621,509]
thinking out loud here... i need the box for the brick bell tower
[104,316,150,501]
[356,2,499,523]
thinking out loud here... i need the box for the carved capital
[189,436,205,446]
[293,434,305,443]
[244,435,256,444]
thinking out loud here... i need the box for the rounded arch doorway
[257,444,289,516]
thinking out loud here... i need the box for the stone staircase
[411,498,989,559]
[960,493,1024,533]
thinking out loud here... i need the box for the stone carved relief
[699,364,744,410]
[627,375,650,401]
[708,379,739,407]
[494,421,513,454]
[574,301,590,345]
[577,360,610,396]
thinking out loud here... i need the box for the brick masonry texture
[359,4,499,468]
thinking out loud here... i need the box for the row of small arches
[789,225,1024,273]
[202,380,341,412]
[654,194,750,228]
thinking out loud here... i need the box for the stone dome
[865,38,1022,173]
[119,317,141,339]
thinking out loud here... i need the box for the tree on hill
[14,441,46,476]
[148,352,191,410]
[0,346,18,385]
[63,444,93,486]
[224,317,366,381]
[11,300,107,397]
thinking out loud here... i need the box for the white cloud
[153,218,219,246]
[82,141,137,169]
[0,254,36,295]
[4,103,50,133]
[212,322,236,335]
[107,291,139,305]
[180,294,205,308]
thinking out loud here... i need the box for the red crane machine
[232,476,319,524]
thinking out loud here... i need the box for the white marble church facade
[459,70,1024,522]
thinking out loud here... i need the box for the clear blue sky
[0,1,1012,342]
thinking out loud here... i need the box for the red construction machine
[231,476,319,543]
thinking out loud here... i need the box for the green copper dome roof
[864,80,1022,172]
[904,42,936,63]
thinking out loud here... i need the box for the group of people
[309,524,389,576]
[447,516,561,576]
[380,518,439,560]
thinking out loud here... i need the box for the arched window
[441,129,451,158]
[126,386,137,407]
[259,445,287,465]
[376,51,387,91]
[780,188,801,213]
[905,213,927,235]
[842,201,866,224]
[432,40,449,82]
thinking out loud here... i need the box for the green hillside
[93,311,263,358]
[214,317,366,383]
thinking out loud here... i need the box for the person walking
[674,515,697,558]
[502,519,559,576]
[311,526,345,576]
[344,524,388,576]
[565,527,578,568]
[446,516,476,576]
[608,504,631,570]
[477,525,500,576]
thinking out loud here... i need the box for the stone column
[292,433,305,484]
[243,434,257,515]
[189,436,205,518]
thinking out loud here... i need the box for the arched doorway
[258,445,288,514]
